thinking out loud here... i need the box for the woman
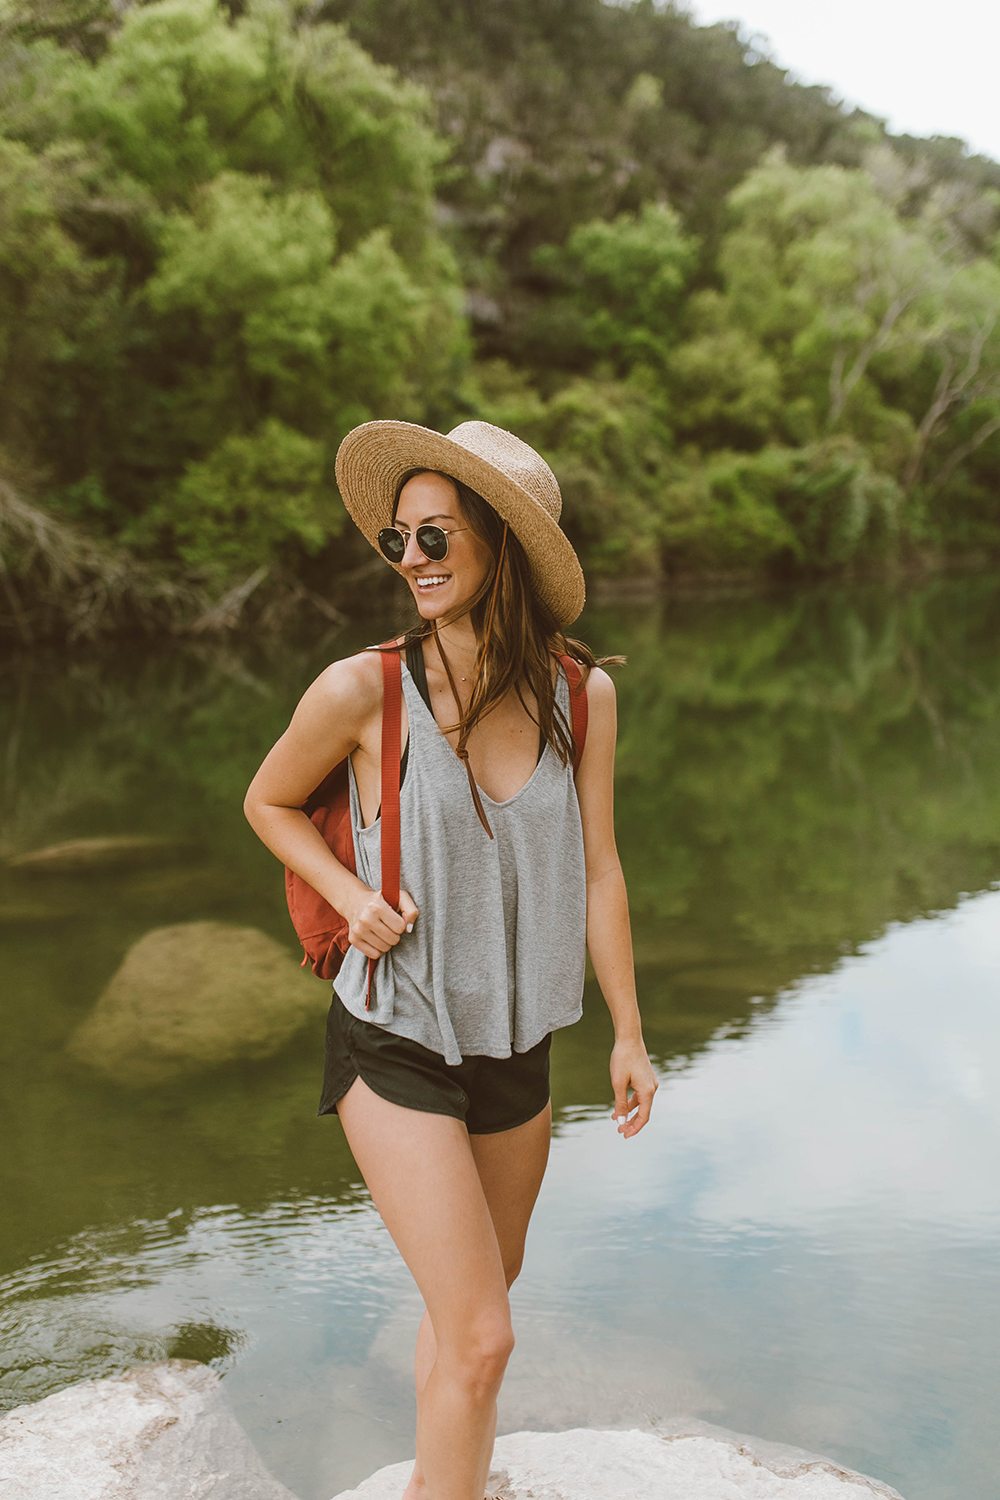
[245,420,657,1500]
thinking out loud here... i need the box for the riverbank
[3,510,997,648]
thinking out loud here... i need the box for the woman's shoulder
[298,643,400,727]
[560,659,615,708]
[579,666,616,739]
[582,665,616,704]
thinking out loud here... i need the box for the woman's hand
[346,883,419,961]
[610,1038,658,1139]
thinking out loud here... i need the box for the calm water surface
[2,580,1000,1500]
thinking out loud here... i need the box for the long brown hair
[392,470,622,768]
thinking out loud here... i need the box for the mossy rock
[68,921,327,1084]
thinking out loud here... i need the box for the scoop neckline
[400,661,553,809]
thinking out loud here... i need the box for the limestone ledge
[0,1360,905,1500]
[334,1427,905,1500]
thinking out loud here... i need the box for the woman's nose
[401,531,426,567]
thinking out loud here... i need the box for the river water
[1,579,999,1500]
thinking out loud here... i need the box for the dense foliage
[2,0,1000,634]
[0,0,466,627]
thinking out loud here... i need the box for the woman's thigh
[336,1076,511,1348]
[469,1103,551,1286]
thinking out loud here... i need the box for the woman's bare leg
[408,1103,552,1497]
[337,1078,537,1500]
[469,1102,552,1285]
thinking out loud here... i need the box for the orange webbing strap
[379,646,402,912]
[366,645,403,1010]
[559,655,589,776]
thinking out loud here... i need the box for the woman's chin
[410,585,464,619]
[413,594,447,620]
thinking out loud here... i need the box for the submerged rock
[0,1361,297,1500]
[68,920,326,1083]
[332,1425,905,1500]
[8,835,196,874]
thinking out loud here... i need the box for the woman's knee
[465,1322,515,1395]
[440,1316,515,1397]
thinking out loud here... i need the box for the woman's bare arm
[575,667,658,1138]
[244,651,417,960]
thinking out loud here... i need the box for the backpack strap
[379,645,402,912]
[366,644,403,1009]
[558,654,589,776]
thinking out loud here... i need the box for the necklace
[434,628,494,838]
[437,628,473,681]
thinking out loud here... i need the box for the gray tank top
[333,660,587,1064]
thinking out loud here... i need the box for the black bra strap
[397,633,545,792]
[396,635,432,793]
[405,635,433,713]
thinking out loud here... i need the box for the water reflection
[3,580,1000,1499]
[657,894,1000,1232]
[523,895,1000,1500]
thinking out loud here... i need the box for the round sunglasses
[377,523,468,564]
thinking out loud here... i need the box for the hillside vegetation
[3,0,1000,637]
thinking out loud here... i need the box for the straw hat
[335,420,585,626]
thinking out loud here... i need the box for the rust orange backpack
[285,646,588,989]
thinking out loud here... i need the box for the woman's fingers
[619,1084,655,1138]
[398,889,419,930]
[612,1086,640,1134]
[349,893,398,953]
[611,1085,652,1138]
[351,937,383,961]
[609,1045,659,1139]
[349,889,419,955]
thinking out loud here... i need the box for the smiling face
[393,472,494,622]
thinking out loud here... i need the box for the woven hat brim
[335,421,585,627]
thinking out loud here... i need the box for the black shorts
[318,997,551,1135]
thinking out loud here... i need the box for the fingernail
[406,922,414,933]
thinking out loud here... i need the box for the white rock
[0,1364,905,1500]
[331,1425,905,1500]
[0,1360,297,1500]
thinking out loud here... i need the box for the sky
[683,0,1000,164]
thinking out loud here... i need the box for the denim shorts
[318,997,551,1134]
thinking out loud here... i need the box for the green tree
[0,0,467,587]
[718,153,935,437]
[165,418,330,580]
[0,138,110,462]
[900,258,1000,501]
[660,151,1000,565]
[467,360,672,577]
[0,0,118,60]
[531,201,697,374]
[665,293,783,451]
